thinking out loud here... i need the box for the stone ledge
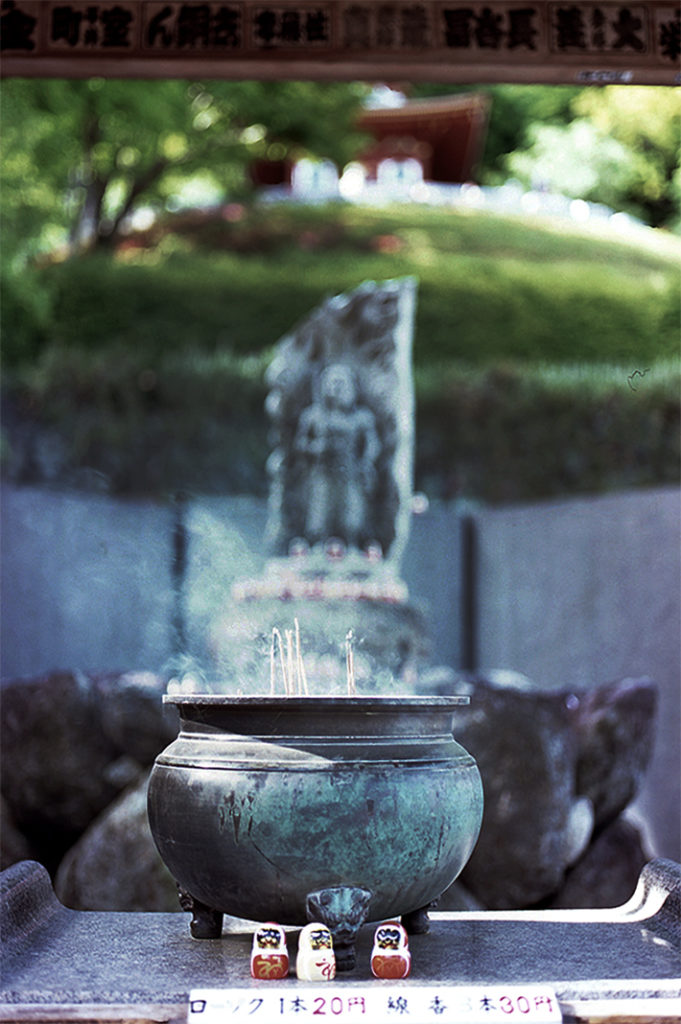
[0,862,62,957]
[1,859,679,1020]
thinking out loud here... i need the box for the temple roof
[358,92,491,183]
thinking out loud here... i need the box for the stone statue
[294,362,379,548]
[209,277,429,694]
[266,277,417,566]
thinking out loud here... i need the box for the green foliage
[416,360,680,501]
[0,77,369,361]
[4,344,269,495]
[2,203,679,501]
[0,77,369,260]
[0,264,55,365]
[474,85,580,185]
[503,86,681,228]
[14,203,678,367]
[6,345,678,502]
[410,83,583,184]
[0,81,72,267]
[506,121,632,200]
[575,87,681,229]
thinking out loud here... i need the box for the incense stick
[267,620,322,698]
[295,617,309,695]
[285,629,294,696]
[269,630,276,695]
[271,627,288,695]
[297,616,310,697]
[346,629,356,696]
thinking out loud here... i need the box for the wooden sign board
[1,1,679,84]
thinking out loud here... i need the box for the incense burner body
[148,696,482,961]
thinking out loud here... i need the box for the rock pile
[425,670,657,910]
[1,670,179,910]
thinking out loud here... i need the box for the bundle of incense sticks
[268,620,357,696]
[269,619,309,696]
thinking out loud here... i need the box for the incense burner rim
[163,694,470,707]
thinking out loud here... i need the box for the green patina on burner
[147,694,483,970]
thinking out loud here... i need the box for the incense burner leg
[401,902,434,935]
[306,886,372,971]
[177,884,224,939]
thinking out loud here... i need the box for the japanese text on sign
[187,985,562,1023]
[1,2,679,61]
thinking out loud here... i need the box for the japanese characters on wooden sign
[1,2,679,84]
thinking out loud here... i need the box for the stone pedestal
[2,859,679,1021]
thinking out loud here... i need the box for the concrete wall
[1,487,176,678]
[0,487,464,680]
[2,483,678,860]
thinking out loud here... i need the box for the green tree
[506,120,637,205]
[504,86,680,228]
[573,86,681,228]
[0,78,369,260]
[0,77,369,361]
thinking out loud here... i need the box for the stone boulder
[0,671,175,870]
[0,795,34,871]
[570,677,658,829]
[421,670,657,909]
[545,816,650,909]
[54,772,179,912]
[453,671,591,908]
[436,879,485,912]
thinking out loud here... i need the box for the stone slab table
[1,860,679,1024]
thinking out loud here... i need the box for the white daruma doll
[250,922,289,980]
[370,921,411,979]
[296,922,336,981]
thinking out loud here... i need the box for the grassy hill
[2,201,679,502]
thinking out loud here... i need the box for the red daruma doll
[370,921,411,979]
[250,923,289,980]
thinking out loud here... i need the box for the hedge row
[4,352,678,503]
